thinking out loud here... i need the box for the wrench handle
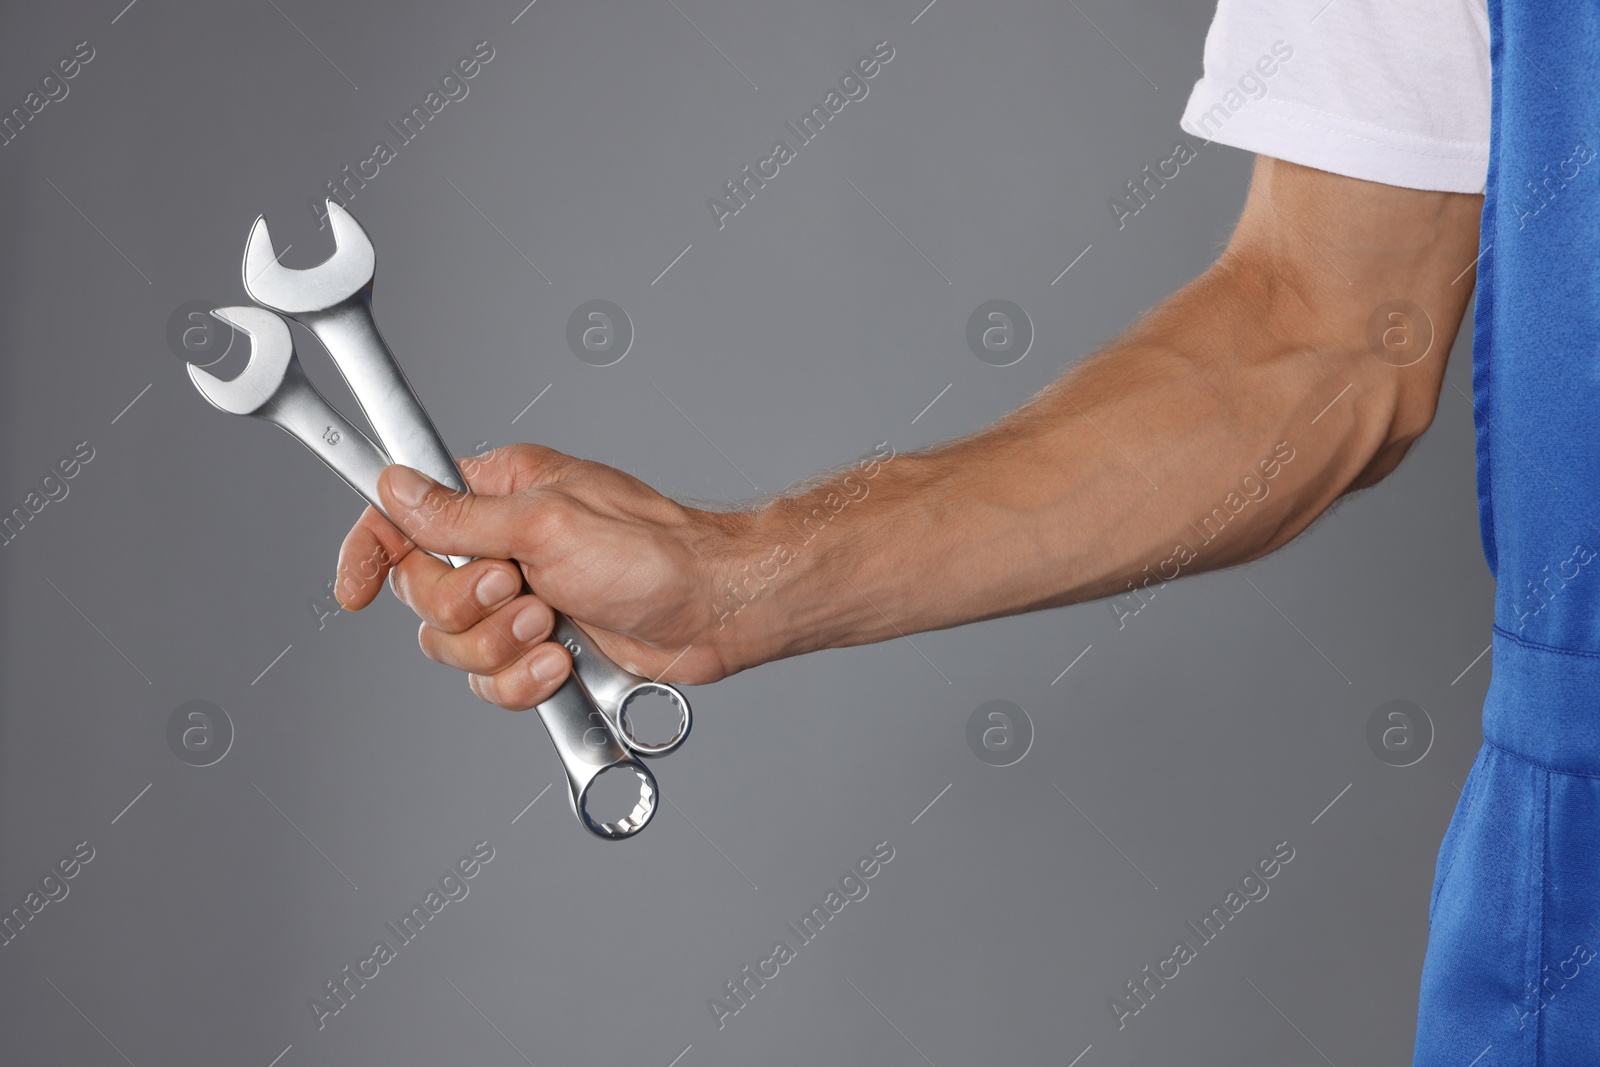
[259,358,395,516]
[310,296,461,489]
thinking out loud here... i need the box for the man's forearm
[712,163,1480,671]
[717,298,1368,665]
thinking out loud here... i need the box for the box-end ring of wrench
[187,307,657,840]
[240,199,690,759]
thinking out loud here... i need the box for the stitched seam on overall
[1492,624,1600,661]
[1482,737,1600,781]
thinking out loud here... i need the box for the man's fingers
[335,506,417,610]
[379,465,548,562]
[417,593,555,674]
[467,642,572,711]
[390,553,525,634]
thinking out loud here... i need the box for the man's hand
[334,443,743,711]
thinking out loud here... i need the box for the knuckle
[477,620,518,669]
[424,489,478,544]
[486,665,538,711]
[530,498,576,543]
[406,486,457,538]
[434,579,485,633]
[461,444,508,483]
[502,442,541,471]
[416,617,460,668]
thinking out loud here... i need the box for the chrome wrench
[241,199,691,758]
[187,307,657,839]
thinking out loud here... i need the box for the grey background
[0,1,1493,1065]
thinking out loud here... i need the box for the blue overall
[1414,4,1600,1063]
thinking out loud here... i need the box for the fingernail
[529,644,565,683]
[476,569,518,607]
[512,603,550,643]
[387,465,433,508]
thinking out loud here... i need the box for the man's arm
[721,156,1483,664]
[335,156,1483,711]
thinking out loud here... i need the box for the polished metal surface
[548,620,691,757]
[243,203,463,516]
[187,306,660,840]
[187,307,393,514]
[242,199,692,760]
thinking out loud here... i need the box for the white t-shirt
[1179,0,1491,193]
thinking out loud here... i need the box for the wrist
[697,442,905,672]
[696,504,817,674]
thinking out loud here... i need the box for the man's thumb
[377,464,526,560]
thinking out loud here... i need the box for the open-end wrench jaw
[186,307,294,416]
[188,306,397,522]
[243,199,375,315]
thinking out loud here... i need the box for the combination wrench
[187,307,658,839]
[240,199,691,759]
